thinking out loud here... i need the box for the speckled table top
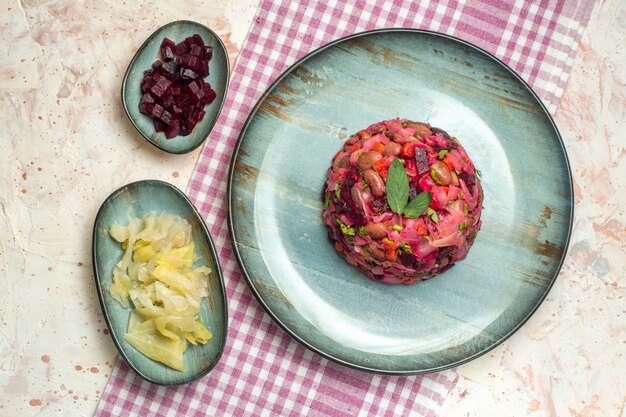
[1,0,624,416]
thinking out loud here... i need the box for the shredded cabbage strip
[109,213,212,371]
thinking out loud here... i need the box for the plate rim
[226,28,574,375]
[92,179,228,385]
[121,20,231,155]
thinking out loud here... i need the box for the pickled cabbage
[108,213,212,372]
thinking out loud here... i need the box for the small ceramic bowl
[122,20,229,154]
[92,180,227,385]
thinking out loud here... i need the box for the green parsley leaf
[391,224,403,231]
[438,149,448,159]
[358,225,366,236]
[386,158,409,215]
[335,187,341,201]
[403,191,432,218]
[475,168,483,178]
[324,194,330,208]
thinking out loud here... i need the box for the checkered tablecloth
[96,1,593,415]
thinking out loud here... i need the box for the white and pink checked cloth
[97,1,593,415]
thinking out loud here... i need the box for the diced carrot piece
[401,143,415,157]
[373,142,385,153]
[372,159,386,172]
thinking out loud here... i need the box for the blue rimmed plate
[228,29,573,374]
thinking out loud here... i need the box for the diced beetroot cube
[175,92,190,107]
[154,107,165,121]
[172,105,183,116]
[161,37,175,50]
[184,56,194,69]
[160,60,178,76]
[139,94,156,114]
[203,45,213,61]
[140,93,155,105]
[142,78,155,93]
[154,74,172,91]
[190,45,202,57]
[197,59,209,78]
[183,106,195,121]
[175,42,189,55]
[414,148,429,175]
[167,72,180,84]
[170,86,181,96]
[177,54,198,70]
[182,105,193,118]
[151,103,164,118]
[150,83,165,98]
[163,46,175,61]
[184,80,204,103]
[150,74,172,98]
[165,119,180,139]
[195,60,202,72]
[154,119,165,132]
[176,55,189,69]
[195,81,206,99]
[180,68,198,80]
[152,60,162,70]
[160,109,172,125]
[143,69,155,80]
[139,102,154,115]
[184,36,195,46]
[186,105,198,118]
[184,116,196,130]
[194,108,205,122]
[161,94,175,109]
[192,34,204,46]
[177,55,193,69]
[160,38,176,61]
[192,89,205,103]
[201,84,217,104]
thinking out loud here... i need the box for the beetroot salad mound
[321,118,483,285]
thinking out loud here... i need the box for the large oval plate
[228,29,573,374]
[93,180,227,385]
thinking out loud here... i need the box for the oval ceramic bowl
[122,20,229,154]
[93,180,227,385]
[228,29,573,374]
